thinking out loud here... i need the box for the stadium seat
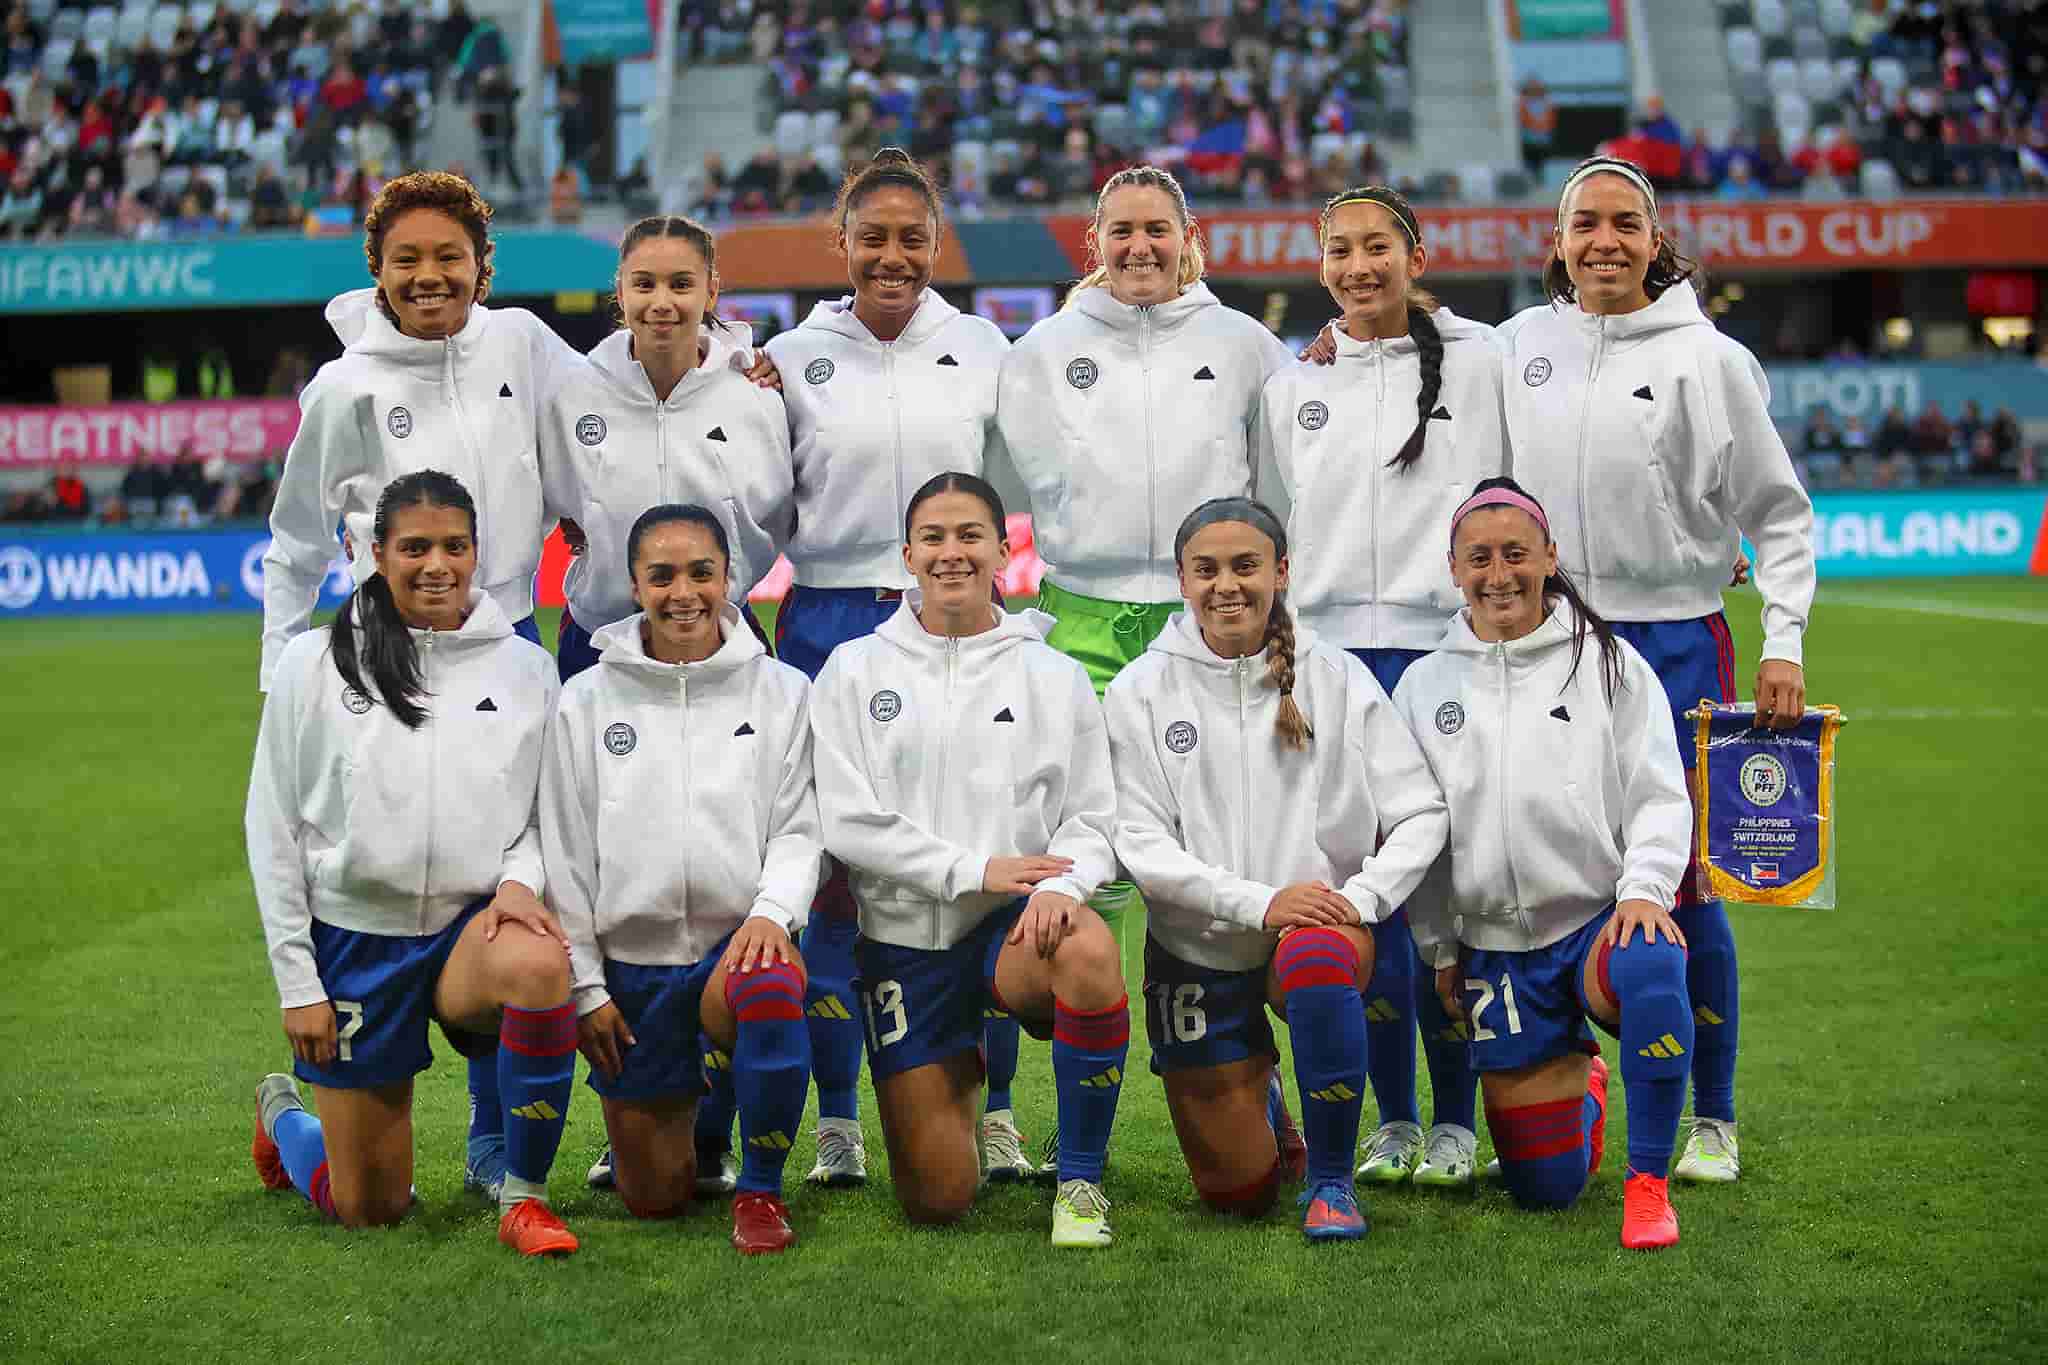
[808,109,840,147]
[1800,56,1839,101]
[953,139,988,186]
[1773,90,1813,144]
[1765,57,1801,98]
[50,8,84,41]
[773,110,810,158]
[1753,0,1788,38]
[147,5,182,50]
[1793,26,1830,62]
[1818,0,1853,38]
[40,36,75,79]
[1833,56,1861,96]
[115,0,149,49]
[1726,26,1764,76]
[82,5,116,54]
[1856,158,1898,198]
[186,0,215,29]
[1457,164,1497,202]
[1871,56,1907,98]
[24,0,54,24]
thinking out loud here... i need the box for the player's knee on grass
[330,1180,411,1228]
[1197,1161,1282,1217]
[897,1160,979,1224]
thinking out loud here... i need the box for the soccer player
[762,149,1023,1186]
[1499,156,1817,1183]
[1255,186,1506,1191]
[541,505,821,1253]
[247,471,578,1256]
[259,171,583,1204]
[1104,497,1447,1240]
[1393,478,1697,1249]
[809,473,1129,1246]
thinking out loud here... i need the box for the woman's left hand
[1753,659,1806,731]
[484,881,570,955]
[1600,898,1687,951]
[1298,320,1340,366]
[723,917,797,975]
[1729,550,1751,587]
[1011,891,1085,959]
[743,351,783,391]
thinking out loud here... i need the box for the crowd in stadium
[1798,396,2036,488]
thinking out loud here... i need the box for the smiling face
[631,520,729,664]
[903,489,1007,624]
[1321,199,1424,339]
[1556,173,1658,316]
[1449,506,1558,642]
[840,184,937,331]
[620,233,715,369]
[375,207,479,339]
[1178,519,1287,659]
[1096,184,1187,307]
[374,500,475,631]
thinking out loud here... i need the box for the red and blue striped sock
[498,1002,577,1199]
[727,960,812,1195]
[273,1108,338,1219]
[1487,1094,1592,1210]
[1052,996,1128,1184]
[1274,927,1369,1186]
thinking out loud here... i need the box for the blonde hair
[1067,165,1207,304]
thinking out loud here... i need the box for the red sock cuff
[308,1160,339,1220]
[1198,1159,1283,1217]
[1272,926,1361,991]
[500,1002,578,1056]
[1485,1095,1588,1162]
[1053,995,1130,1050]
[1596,936,1616,1003]
[726,960,807,1021]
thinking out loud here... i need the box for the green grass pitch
[2,580,2046,1362]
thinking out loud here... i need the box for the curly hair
[362,171,496,322]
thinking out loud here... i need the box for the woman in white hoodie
[542,504,822,1256]
[810,472,1130,1248]
[1500,156,1818,1185]
[1257,185,1506,1193]
[246,471,580,1258]
[260,170,583,1210]
[1104,497,1448,1242]
[1392,476,1697,1250]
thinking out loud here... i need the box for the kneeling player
[811,473,1129,1246]
[1104,498,1449,1240]
[1394,479,1696,1249]
[542,505,822,1253]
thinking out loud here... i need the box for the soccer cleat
[1674,1117,1740,1183]
[980,1110,1034,1183]
[1050,1179,1113,1248]
[1484,1157,1502,1180]
[1273,1088,1309,1183]
[585,1145,615,1189]
[696,1149,740,1197]
[464,1133,507,1204]
[497,1198,579,1257]
[1411,1123,1478,1189]
[806,1118,868,1187]
[1586,1053,1611,1175]
[1355,1120,1424,1184]
[1621,1170,1680,1250]
[1033,1130,1061,1183]
[730,1192,797,1254]
[252,1073,302,1192]
[1300,1179,1368,1241]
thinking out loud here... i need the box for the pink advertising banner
[0,399,302,469]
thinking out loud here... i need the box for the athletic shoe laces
[1058,1179,1110,1219]
[1422,1127,1471,1170]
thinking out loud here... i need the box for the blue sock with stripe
[983,1009,1020,1114]
[1051,996,1128,1184]
[1275,927,1369,1186]
[1362,910,1420,1126]
[1675,896,1739,1123]
[1603,935,1695,1175]
[1413,942,1478,1132]
[273,1108,337,1217]
[466,1054,502,1150]
[802,877,864,1122]
[693,1032,737,1163]
[728,961,812,1195]
[497,1003,577,1203]
[1489,1095,1592,1210]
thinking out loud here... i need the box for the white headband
[1557,158,1658,227]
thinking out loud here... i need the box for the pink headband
[1450,489,1550,547]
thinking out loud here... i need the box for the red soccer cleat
[252,1079,292,1192]
[730,1191,797,1255]
[498,1198,580,1257]
[1271,1075,1308,1183]
[1621,1171,1680,1250]
[1586,1053,1610,1176]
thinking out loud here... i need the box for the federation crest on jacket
[1297,400,1329,431]
[1164,719,1198,754]
[604,721,637,755]
[386,405,413,438]
[869,689,902,722]
[575,413,607,446]
[1066,357,1099,390]
[804,357,835,386]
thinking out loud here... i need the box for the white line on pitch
[1813,589,2048,626]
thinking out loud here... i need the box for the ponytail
[331,574,430,729]
[1547,564,1624,703]
[1262,594,1313,750]
[1387,302,1444,472]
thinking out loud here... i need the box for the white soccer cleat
[1355,1120,1424,1184]
[1051,1178,1113,1248]
[585,1146,615,1189]
[980,1109,1034,1184]
[695,1149,739,1197]
[1411,1123,1478,1189]
[806,1117,868,1187]
[1673,1117,1740,1183]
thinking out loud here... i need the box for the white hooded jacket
[245,590,558,1008]
[260,289,582,688]
[1256,308,1509,650]
[810,595,1116,950]
[1499,285,1816,664]
[766,290,1013,590]
[1391,607,1693,969]
[538,322,795,633]
[540,604,822,1017]
[1104,610,1449,972]
[999,282,1294,604]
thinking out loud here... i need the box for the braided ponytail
[1388,302,1444,472]
[1262,593,1313,750]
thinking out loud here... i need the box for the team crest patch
[1739,752,1788,806]
[1434,701,1465,735]
[1297,400,1329,431]
[1164,720,1198,754]
[1066,357,1099,390]
[341,685,372,715]
[804,357,835,386]
[604,722,637,756]
[869,690,902,723]
[1522,358,1552,387]
[575,413,607,446]
[386,405,414,438]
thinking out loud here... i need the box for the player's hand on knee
[1604,897,1686,950]
[983,854,1073,896]
[724,916,796,975]
[483,880,569,954]
[1264,881,1356,931]
[283,1001,338,1067]
[1012,891,1083,959]
[578,1001,634,1080]
[1754,659,1805,730]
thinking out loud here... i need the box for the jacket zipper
[1141,308,1155,598]
[935,636,958,948]
[420,629,437,933]
[887,345,903,554]
[445,345,488,577]
[1235,656,1251,874]
[1369,340,1385,624]
[655,396,669,504]
[1494,643,1525,935]
[678,668,690,952]
[1574,318,1606,606]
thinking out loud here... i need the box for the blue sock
[1489,1095,1591,1210]
[1603,934,1695,1175]
[801,885,864,1122]
[273,1108,336,1217]
[498,1003,577,1195]
[1413,940,1478,1132]
[1675,897,1739,1123]
[727,961,812,1195]
[1051,996,1128,1184]
[1361,910,1420,1126]
[694,1033,737,1160]
[1275,927,1369,1186]
[466,1053,502,1151]
[984,1007,1020,1114]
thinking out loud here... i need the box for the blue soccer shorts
[1461,905,1617,1075]
[296,897,495,1090]
[854,902,1028,1080]
[1140,935,1279,1077]
[586,931,736,1102]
